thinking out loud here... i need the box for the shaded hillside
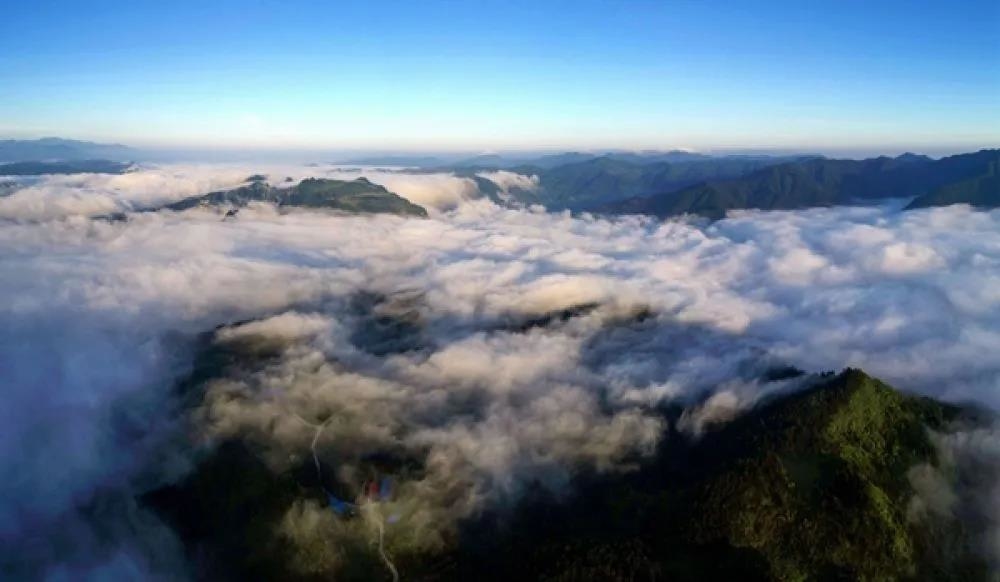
[147,354,992,581]
[0,159,133,176]
[907,154,1000,209]
[607,149,1000,218]
[164,177,428,217]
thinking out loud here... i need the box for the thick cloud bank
[1,164,999,577]
[0,164,481,220]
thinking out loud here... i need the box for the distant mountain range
[445,150,724,170]
[470,155,814,210]
[0,138,136,163]
[340,155,451,167]
[347,150,812,171]
[409,148,997,217]
[343,150,713,169]
[4,138,995,217]
[601,149,1000,218]
[0,159,133,176]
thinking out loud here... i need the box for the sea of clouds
[1,164,998,577]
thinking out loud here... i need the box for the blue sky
[1,0,997,154]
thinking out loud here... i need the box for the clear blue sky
[1,0,997,154]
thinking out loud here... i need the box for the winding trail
[371,507,400,582]
[293,412,400,581]
[292,411,331,484]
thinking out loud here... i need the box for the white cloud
[1,164,999,576]
[0,165,252,220]
[0,163,483,220]
[475,170,539,200]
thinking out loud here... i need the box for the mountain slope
[906,154,1000,209]
[473,369,988,581]
[147,355,992,580]
[164,177,428,217]
[686,369,981,580]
